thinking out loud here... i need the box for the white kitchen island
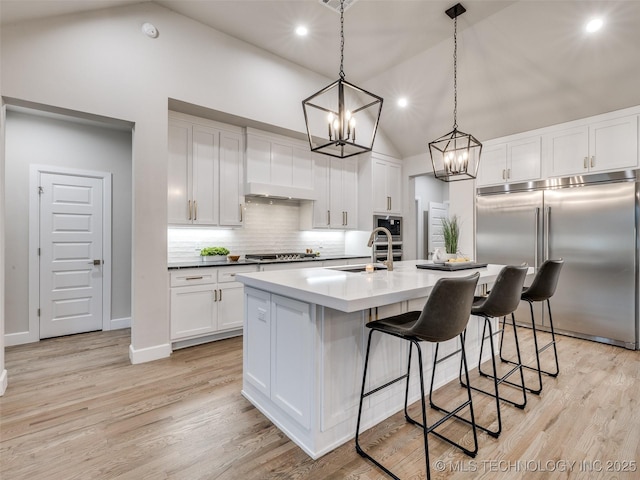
[236,260,516,459]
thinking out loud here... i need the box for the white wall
[4,109,132,339]
[0,104,7,395]
[0,2,400,365]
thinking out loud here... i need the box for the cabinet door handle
[344,211,348,226]
[214,289,218,302]
[327,210,331,226]
[502,169,506,180]
[590,156,595,168]
[194,201,197,221]
[507,168,511,179]
[239,204,243,222]
[219,289,222,301]
[185,276,203,281]
[583,157,588,169]
[188,200,192,220]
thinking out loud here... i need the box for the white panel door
[40,173,103,338]
[428,201,448,257]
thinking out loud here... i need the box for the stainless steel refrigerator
[476,170,638,350]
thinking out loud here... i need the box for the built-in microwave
[374,215,402,241]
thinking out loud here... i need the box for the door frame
[28,165,112,342]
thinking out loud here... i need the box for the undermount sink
[326,264,387,273]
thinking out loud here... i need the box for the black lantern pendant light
[302,0,383,159]
[429,3,482,181]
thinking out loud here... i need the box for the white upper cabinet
[245,128,314,200]
[546,115,638,177]
[476,143,507,186]
[357,153,402,230]
[219,130,244,225]
[168,113,244,226]
[477,136,541,186]
[300,155,357,229]
[168,119,192,225]
[371,155,402,215]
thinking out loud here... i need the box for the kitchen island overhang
[236,261,525,459]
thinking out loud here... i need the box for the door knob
[88,259,102,265]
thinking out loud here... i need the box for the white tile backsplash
[168,197,347,261]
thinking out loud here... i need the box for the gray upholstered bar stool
[355,272,480,480]
[499,259,564,394]
[459,264,529,438]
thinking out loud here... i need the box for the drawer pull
[185,276,203,281]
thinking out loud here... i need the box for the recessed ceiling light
[295,25,308,36]
[585,17,603,33]
[397,97,408,108]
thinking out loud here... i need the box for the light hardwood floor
[1,328,638,479]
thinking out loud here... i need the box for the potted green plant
[200,246,230,262]
[441,215,460,257]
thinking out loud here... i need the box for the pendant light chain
[339,0,345,80]
[453,14,458,129]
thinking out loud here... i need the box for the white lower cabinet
[170,265,257,342]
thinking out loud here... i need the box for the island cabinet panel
[366,303,408,407]
[244,288,271,397]
[271,295,314,430]
[320,308,366,431]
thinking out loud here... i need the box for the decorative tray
[416,262,488,271]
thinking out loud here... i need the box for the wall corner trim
[128,343,171,364]
[0,369,8,396]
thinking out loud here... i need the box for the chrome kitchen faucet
[367,227,394,271]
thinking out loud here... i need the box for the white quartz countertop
[236,260,517,313]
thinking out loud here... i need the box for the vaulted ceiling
[3,0,640,158]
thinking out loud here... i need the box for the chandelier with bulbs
[429,3,482,181]
[302,0,383,159]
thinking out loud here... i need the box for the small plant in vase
[441,215,460,258]
[200,246,230,262]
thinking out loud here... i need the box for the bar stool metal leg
[458,313,527,437]
[355,330,430,480]
[499,298,560,394]
[356,332,479,479]
[427,332,480,453]
[476,313,527,409]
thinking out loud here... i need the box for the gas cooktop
[245,252,318,262]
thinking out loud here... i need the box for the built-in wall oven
[373,215,403,261]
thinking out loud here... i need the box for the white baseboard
[171,329,242,350]
[0,369,7,396]
[110,316,131,330]
[4,330,38,347]
[129,342,172,364]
